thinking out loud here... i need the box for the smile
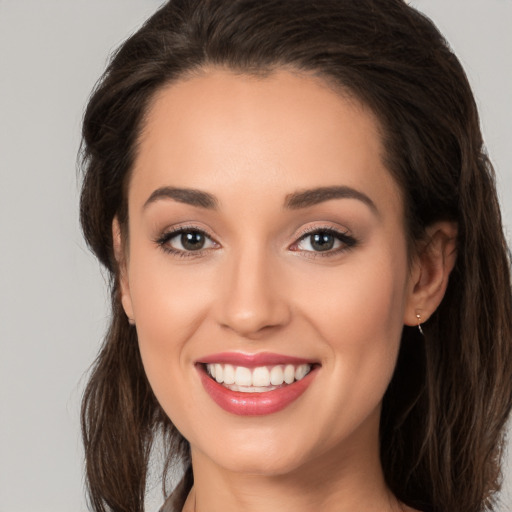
[205,363,312,392]
[196,352,319,416]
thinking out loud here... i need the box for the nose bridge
[216,241,290,337]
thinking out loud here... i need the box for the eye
[156,227,218,256]
[291,228,357,255]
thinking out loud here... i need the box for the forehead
[130,68,402,217]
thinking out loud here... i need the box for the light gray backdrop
[0,1,510,511]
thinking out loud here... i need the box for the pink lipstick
[196,352,319,416]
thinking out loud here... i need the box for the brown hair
[79,1,512,511]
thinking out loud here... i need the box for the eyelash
[154,225,358,259]
[291,226,358,258]
[154,225,217,258]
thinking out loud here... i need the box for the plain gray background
[0,1,511,511]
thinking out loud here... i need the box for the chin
[205,446,312,477]
[189,421,323,477]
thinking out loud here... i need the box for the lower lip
[197,365,317,416]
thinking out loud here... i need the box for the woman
[79,1,512,511]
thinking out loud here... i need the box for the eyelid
[154,222,357,259]
[293,223,351,239]
[289,224,357,256]
[154,224,220,257]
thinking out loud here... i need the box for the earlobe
[112,217,135,323]
[404,221,457,327]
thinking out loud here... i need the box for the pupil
[181,232,205,251]
[311,232,334,251]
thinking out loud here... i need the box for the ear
[403,221,457,327]
[112,217,135,324]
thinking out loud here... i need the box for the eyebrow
[143,184,377,214]
[143,186,218,210]
[284,186,378,214]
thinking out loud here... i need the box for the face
[118,69,416,477]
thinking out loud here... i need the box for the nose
[215,247,291,339]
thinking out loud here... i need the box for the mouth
[204,362,313,393]
[196,353,319,416]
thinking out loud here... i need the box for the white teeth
[284,364,295,384]
[295,364,309,381]
[223,364,235,385]
[205,362,313,391]
[252,367,270,387]
[229,384,279,393]
[214,363,223,383]
[270,365,284,385]
[235,366,252,386]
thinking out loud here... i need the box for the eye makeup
[153,222,358,260]
[154,224,219,258]
[289,224,358,259]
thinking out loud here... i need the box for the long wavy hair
[79,1,512,511]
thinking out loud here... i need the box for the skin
[114,69,456,512]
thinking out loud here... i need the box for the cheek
[127,236,215,341]
[300,249,407,339]
[296,244,409,409]
[124,246,215,411]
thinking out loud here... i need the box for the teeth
[229,384,279,393]
[214,363,223,383]
[252,367,270,387]
[284,364,295,384]
[270,365,284,385]
[295,364,309,380]
[223,364,235,385]
[205,362,312,391]
[235,366,252,386]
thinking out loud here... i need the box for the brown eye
[309,232,336,251]
[293,228,357,254]
[180,231,206,251]
[157,228,217,255]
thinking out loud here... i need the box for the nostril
[214,262,292,336]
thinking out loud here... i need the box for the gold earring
[416,313,424,335]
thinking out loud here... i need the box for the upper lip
[196,351,319,368]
